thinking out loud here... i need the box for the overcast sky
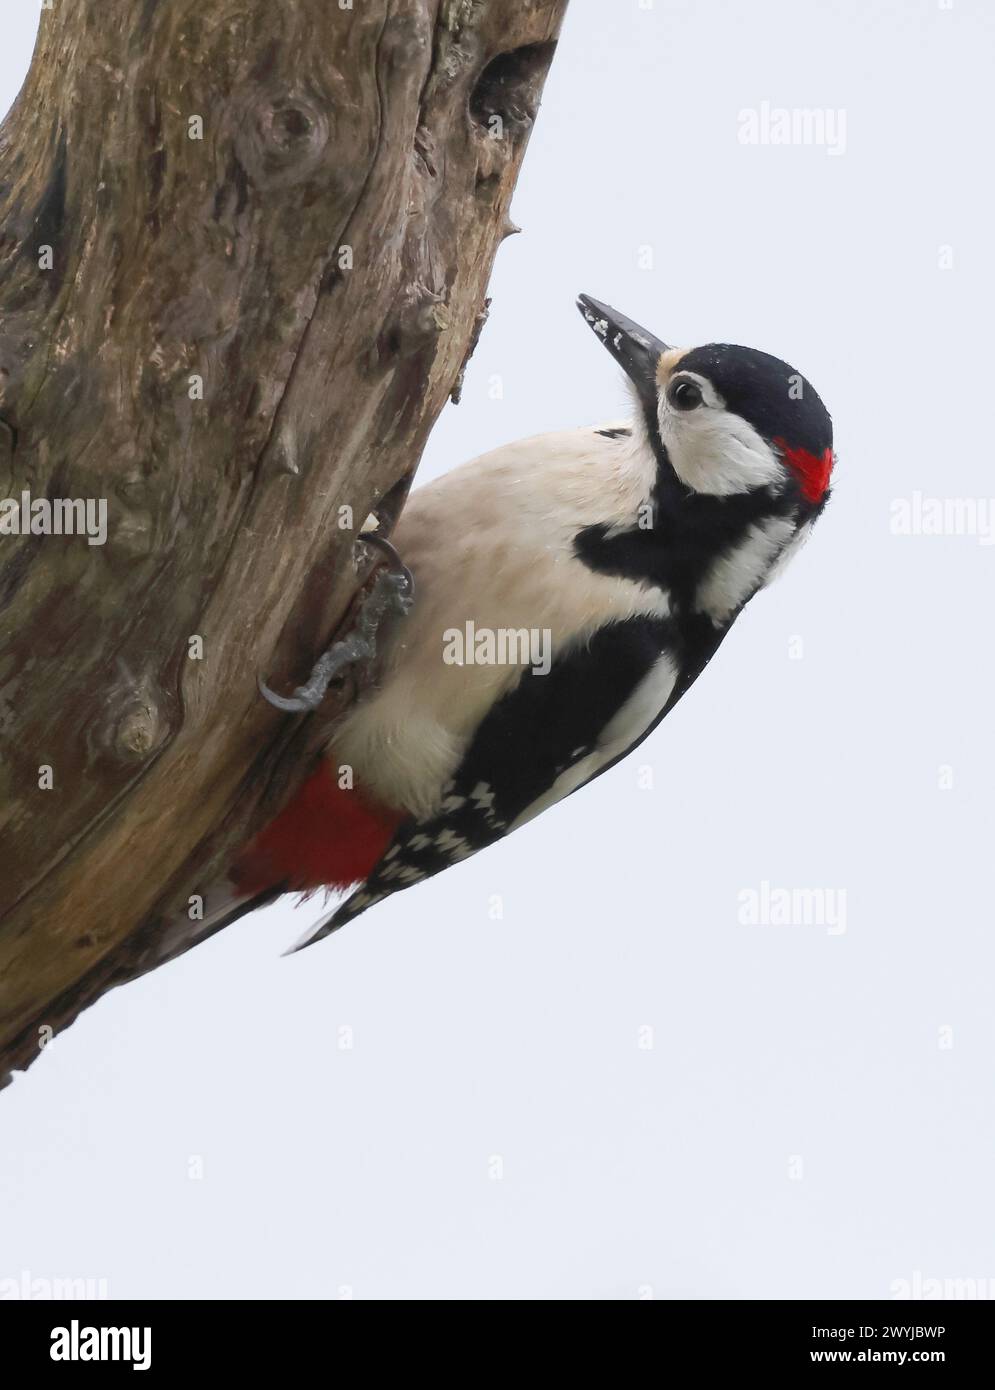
[2,0,994,1300]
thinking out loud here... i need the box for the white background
[2,0,993,1299]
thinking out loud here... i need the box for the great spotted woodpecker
[211,295,834,950]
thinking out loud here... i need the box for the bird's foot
[259,533,414,714]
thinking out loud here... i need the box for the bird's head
[577,294,834,514]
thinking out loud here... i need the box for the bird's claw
[259,531,414,715]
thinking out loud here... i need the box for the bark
[0,0,567,1086]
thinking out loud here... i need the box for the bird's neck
[578,432,797,630]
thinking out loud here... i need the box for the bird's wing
[292,613,680,948]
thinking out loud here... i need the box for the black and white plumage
[283,295,834,948]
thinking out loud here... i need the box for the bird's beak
[576,293,669,410]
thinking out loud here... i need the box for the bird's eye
[667,378,704,411]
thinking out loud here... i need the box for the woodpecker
[208,295,834,951]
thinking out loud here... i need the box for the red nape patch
[774,438,834,504]
[232,762,404,896]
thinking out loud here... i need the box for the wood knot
[234,91,330,190]
[104,506,155,565]
[93,673,169,766]
[110,699,165,763]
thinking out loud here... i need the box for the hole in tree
[469,41,556,136]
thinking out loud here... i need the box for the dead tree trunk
[0,0,567,1085]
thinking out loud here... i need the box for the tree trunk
[0,0,567,1086]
